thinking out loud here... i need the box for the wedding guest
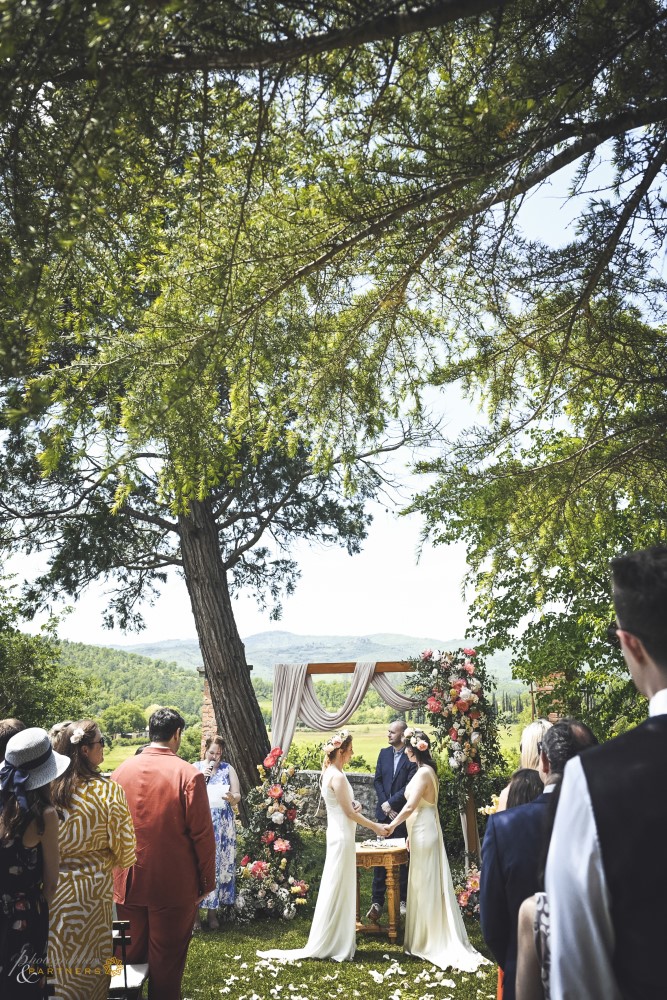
[480,719,596,1000]
[48,721,74,750]
[192,734,241,930]
[113,708,215,1000]
[0,717,26,761]
[49,720,136,1000]
[0,727,69,998]
[546,545,667,1000]
[496,720,552,811]
[367,719,416,922]
[506,768,544,809]
[258,729,385,962]
[383,729,488,972]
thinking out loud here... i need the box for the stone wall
[294,770,376,834]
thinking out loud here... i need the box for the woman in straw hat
[0,726,70,998]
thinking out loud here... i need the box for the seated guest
[546,545,667,1000]
[496,720,552,811]
[0,717,26,761]
[0,727,69,998]
[49,720,136,1000]
[480,719,596,1000]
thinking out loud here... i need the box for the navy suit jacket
[373,746,417,831]
[480,791,552,1000]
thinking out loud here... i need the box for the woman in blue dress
[193,735,240,929]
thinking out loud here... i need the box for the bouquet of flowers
[406,647,502,803]
[235,745,311,922]
[453,865,481,921]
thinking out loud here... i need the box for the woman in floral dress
[193,735,240,929]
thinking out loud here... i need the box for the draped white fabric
[270,661,421,755]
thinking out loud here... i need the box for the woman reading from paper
[258,729,385,962]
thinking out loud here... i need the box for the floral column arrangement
[407,647,501,864]
[235,746,310,922]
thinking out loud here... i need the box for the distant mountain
[107,630,524,693]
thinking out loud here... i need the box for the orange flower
[267,784,283,799]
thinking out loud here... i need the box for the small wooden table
[355,839,409,943]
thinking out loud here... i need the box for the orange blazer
[112,746,216,908]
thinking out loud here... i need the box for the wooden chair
[107,920,149,999]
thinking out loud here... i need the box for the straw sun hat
[2,726,70,792]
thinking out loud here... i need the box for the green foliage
[178,724,203,764]
[60,641,203,724]
[0,582,88,728]
[100,701,146,735]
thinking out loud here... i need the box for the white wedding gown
[404,767,489,972]
[257,766,357,962]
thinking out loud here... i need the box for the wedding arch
[269,659,481,861]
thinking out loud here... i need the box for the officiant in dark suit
[366,719,417,922]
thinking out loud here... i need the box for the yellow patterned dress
[48,776,136,1000]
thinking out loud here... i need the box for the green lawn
[182,918,498,1000]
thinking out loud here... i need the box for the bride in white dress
[258,729,385,962]
[384,728,489,972]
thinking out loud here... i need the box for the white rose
[449,756,459,769]
[459,686,473,701]
[450,741,461,752]
[271,811,285,825]
[431,668,439,679]
[471,732,481,743]
[469,678,482,692]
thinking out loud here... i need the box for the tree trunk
[178,499,270,793]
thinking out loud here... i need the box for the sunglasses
[87,736,107,748]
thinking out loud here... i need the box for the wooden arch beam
[305,661,410,674]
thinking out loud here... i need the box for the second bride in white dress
[258,729,385,962]
[384,728,489,973]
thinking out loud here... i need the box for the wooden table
[355,839,409,943]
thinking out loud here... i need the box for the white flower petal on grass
[368,970,384,983]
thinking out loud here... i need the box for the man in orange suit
[113,708,215,1000]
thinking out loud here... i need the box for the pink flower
[455,699,469,712]
[261,831,276,844]
[273,838,291,853]
[416,739,429,751]
[250,860,270,879]
[241,855,250,866]
[267,784,283,799]
[466,761,481,775]
[457,891,470,906]
[464,663,475,675]
[426,696,443,714]
[449,727,458,740]
[421,649,433,660]
[463,648,477,657]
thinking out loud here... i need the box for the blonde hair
[520,719,553,769]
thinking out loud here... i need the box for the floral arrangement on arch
[453,865,481,921]
[405,646,501,803]
[235,745,311,922]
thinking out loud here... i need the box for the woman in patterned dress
[192,735,240,929]
[48,720,136,1000]
[0,726,69,998]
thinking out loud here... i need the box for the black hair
[0,718,25,762]
[507,768,544,809]
[541,718,598,775]
[149,708,185,742]
[0,785,52,841]
[406,731,437,771]
[611,545,667,668]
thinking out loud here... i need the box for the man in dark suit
[367,719,417,921]
[480,719,596,1000]
[547,545,667,1000]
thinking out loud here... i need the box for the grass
[182,918,497,1000]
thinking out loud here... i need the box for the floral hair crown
[321,729,351,755]
[404,728,430,752]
